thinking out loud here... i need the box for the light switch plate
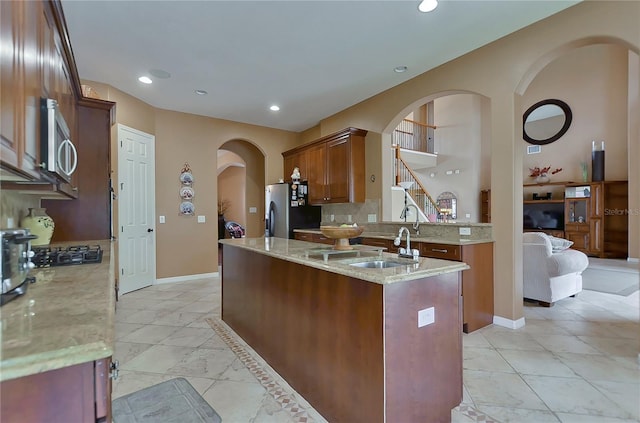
[249,207,257,213]
[159,216,165,224]
[418,307,435,327]
[197,215,206,223]
[368,214,377,223]
[459,227,471,236]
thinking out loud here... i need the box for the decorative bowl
[320,225,365,250]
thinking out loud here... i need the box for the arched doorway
[217,139,266,238]
[381,91,491,224]
[517,38,639,262]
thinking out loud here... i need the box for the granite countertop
[220,237,469,284]
[294,228,494,245]
[0,240,116,382]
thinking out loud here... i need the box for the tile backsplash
[0,191,39,228]
[321,199,380,225]
[320,198,492,241]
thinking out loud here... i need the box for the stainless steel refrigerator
[265,182,321,239]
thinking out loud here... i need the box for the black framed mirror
[523,99,572,145]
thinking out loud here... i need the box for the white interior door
[117,124,155,294]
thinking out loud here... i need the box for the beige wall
[522,44,629,183]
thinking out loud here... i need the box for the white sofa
[523,232,589,306]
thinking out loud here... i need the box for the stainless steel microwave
[40,98,77,183]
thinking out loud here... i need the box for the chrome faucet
[400,204,421,236]
[394,226,419,260]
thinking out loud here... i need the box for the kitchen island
[221,237,469,423]
[0,240,116,423]
[295,227,495,333]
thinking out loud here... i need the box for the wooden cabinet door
[1,0,21,170]
[0,361,95,423]
[283,149,308,182]
[21,0,42,177]
[307,142,327,204]
[326,137,350,203]
[590,182,603,218]
[589,218,602,254]
[565,231,589,253]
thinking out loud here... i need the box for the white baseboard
[627,257,639,263]
[493,315,526,329]
[155,272,219,285]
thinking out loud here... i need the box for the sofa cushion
[549,236,574,252]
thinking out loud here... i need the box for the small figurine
[291,167,301,181]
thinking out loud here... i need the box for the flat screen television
[523,202,564,230]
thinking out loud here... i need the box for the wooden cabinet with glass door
[564,196,590,253]
[564,181,628,258]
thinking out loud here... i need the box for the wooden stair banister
[394,145,440,216]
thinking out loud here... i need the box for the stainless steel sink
[349,260,407,269]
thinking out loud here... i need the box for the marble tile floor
[113,275,639,423]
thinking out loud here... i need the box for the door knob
[147,228,154,232]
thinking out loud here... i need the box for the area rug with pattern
[112,377,222,423]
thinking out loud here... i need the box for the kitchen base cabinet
[223,244,462,423]
[419,242,494,333]
[0,357,112,423]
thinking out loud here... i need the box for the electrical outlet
[330,214,335,222]
[418,307,435,327]
[368,214,377,223]
[347,215,352,222]
[459,227,471,236]
[197,215,206,223]
[159,216,165,224]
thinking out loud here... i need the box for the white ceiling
[61,1,579,132]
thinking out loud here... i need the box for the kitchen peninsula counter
[221,237,465,422]
[0,240,115,382]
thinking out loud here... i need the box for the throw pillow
[549,236,573,252]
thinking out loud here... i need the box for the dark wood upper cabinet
[283,127,367,205]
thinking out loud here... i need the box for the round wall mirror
[523,99,572,145]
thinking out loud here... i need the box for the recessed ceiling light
[149,69,171,79]
[195,90,208,95]
[418,0,438,13]
[270,105,280,111]
[394,66,408,73]
[138,76,152,84]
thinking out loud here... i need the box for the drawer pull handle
[431,248,448,253]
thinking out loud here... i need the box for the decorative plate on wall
[179,201,195,215]
[180,186,195,200]
[180,171,194,185]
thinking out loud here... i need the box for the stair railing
[393,119,436,153]
[394,145,440,217]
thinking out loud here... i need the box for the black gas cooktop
[31,245,103,268]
